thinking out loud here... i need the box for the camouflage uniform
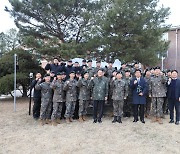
[111,79,128,117]
[163,76,169,114]
[93,67,101,76]
[105,67,115,79]
[144,76,151,116]
[149,75,167,118]
[85,67,95,79]
[35,81,52,120]
[123,77,133,116]
[90,76,109,121]
[77,78,91,116]
[63,79,78,118]
[50,80,65,121]
[106,67,115,105]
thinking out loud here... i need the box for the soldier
[50,72,65,126]
[90,69,109,123]
[85,60,95,79]
[30,72,42,120]
[73,71,82,119]
[120,62,127,76]
[81,59,87,69]
[65,60,75,79]
[149,66,167,124]
[150,68,155,77]
[48,71,55,120]
[123,69,133,117]
[94,60,102,76]
[77,71,91,122]
[108,70,118,106]
[35,74,53,125]
[144,69,152,118]
[130,69,148,124]
[74,61,82,74]
[111,71,128,123]
[61,72,67,119]
[105,61,115,79]
[131,62,140,77]
[63,71,78,123]
[45,58,66,75]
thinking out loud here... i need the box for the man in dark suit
[130,69,148,123]
[167,70,180,125]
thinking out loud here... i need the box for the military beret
[76,71,81,74]
[83,71,89,75]
[97,68,104,72]
[50,71,55,74]
[112,70,117,73]
[96,60,101,63]
[167,69,171,73]
[68,60,73,63]
[61,71,66,75]
[87,59,92,63]
[44,74,50,77]
[116,71,123,75]
[82,59,86,62]
[125,69,131,72]
[56,72,64,75]
[75,61,79,64]
[70,71,75,74]
[154,66,161,70]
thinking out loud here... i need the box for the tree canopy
[5,0,170,65]
[0,48,45,97]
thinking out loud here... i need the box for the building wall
[164,29,180,73]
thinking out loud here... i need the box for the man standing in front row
[149,66,167,124]
[35,74,52,125]
[130,69,148,124]
[167,70,180,125]
[90,69,109,123]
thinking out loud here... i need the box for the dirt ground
[0,98,179,154]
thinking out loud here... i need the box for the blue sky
[0,0,180,33]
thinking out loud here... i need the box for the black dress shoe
[98,119,102,123]
[93,119,97,123]
[169,120,174,123]
[133,119,138,122]
[175,121,179,125]
[141,120,145,124]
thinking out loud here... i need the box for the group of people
[31,58,180,126]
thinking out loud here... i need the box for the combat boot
[117,117,122,123]
[157,118,163,124]
[52,120,58,126]
[66,118,71,124]
[45,119,51,124]
[69,117,73,122]
[40,119,45,126]
[56,119,61,124]
[82,115,86,121]
[112,116,117,123]
[151,117,157,123]
[79,116,84,122]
